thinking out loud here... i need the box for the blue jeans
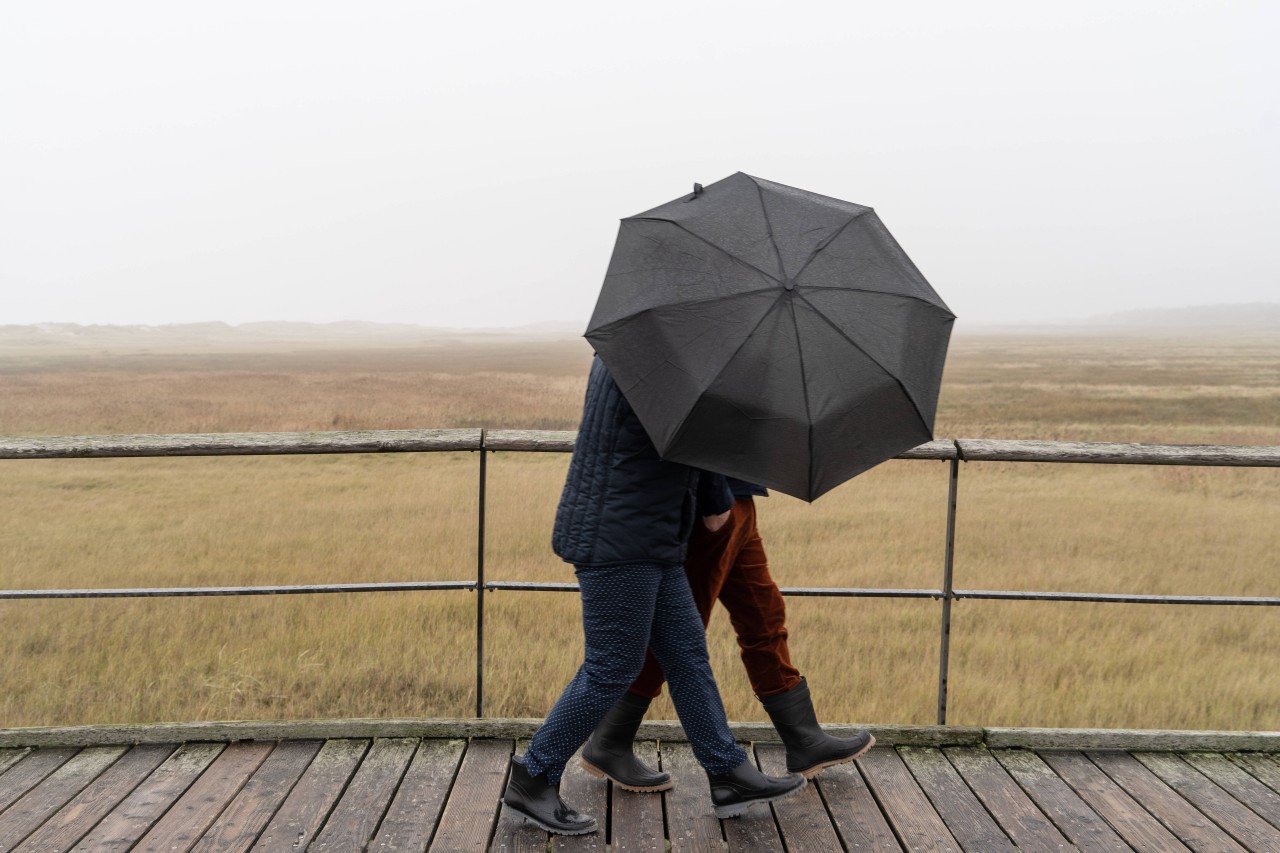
[522,563,747,783]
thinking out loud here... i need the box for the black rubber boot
[502,755,598,836]
[707,757,807,818]
[580,692,673,792]
[760,677,875,777]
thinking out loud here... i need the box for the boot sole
[713,775,808,819]
[794,734,876,779]
[580,758,674,792]
[504,802,598,836]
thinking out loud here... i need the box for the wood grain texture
[0,751,30,778]
[755,743,836,853]
[1131,752,1280,851]
[610,741,666,853]
[12,718,1275,751]
[1038,750,1191,852]
[814,760,902,851]
[552,748,608,852]
[1182,752,1280,830]
[190,739,323,853]
[955,438,1280,467]
[0,748,79,814]
[490,740,550,853]
[941,746,1070,853]
[12,744,175,853]
[0,746,126,851]
[428,738,511,852]
[897,747,1016,853]
[132,740,274,853]
[75,742,225,852]
[248,739,368,852]
[720,744,785,853]
[660,741,724,853]
[368,738,465,853]
[857,747,962,852]
[309,737,418,852]
[990,748,1132,853]
[0,428,483,460]
[1227,753,1280,796]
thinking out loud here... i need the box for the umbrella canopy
[586,172,954,501]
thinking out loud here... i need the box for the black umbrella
[585,172,954,501]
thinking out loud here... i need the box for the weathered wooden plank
[754,743,834,852]
[248,739,368,852]
[1228,753,1280,796]
[1038,750,1191,852]
[131,740,274,853]
[0,749,80,815]
[481,737,540,850]
[660,741,724,853]
[308,737,418,852]
[813,760,902,851]
[0,745,126,850]
[0,428,483,460]
[0,718,982,750]
[190,739,323,853]
[0,751,30,778]
[990,748,1131,852]
[609,740,666,853]
[1132,752,1280,851]
[985,727,1280,753]
[368,738,465,853]
[858,746,962,852]
[955,438,1280,467]
[898,747,1016,853]
[1087,750,1248,852]
[0,428,967,461]
[74,742,225,851]
[553,748,608,852]
[942,746,1070,853]
[11,744,174,853]
[482,739,546,853]
[719,744,787,853]
[1184,753,1280,830]
[429,738,511,852]
[484,429,577,452]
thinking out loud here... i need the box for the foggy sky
[2,1,1277,330]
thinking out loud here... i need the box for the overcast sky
[2,1,1276,329]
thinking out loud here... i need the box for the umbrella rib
[626,217,783,286]
[588,286,782,344]
[663,291,791,453]
[752,180,789,282]
[796,284,956,315]
[789,209,874,284]
[795,291,937,441]
[787,295,817,500]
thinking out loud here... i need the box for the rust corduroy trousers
[628,497,801,700]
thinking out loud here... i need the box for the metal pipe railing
[3,429,1278,725]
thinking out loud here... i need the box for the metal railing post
[936,453,960,725]
[476,430,488,719]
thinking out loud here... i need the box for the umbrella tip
[686,182,704,202]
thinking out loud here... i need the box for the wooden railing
[3,430,1278,724]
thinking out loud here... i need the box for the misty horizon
[3,3,1277,332]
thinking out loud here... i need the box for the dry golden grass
[1,331,1277,731]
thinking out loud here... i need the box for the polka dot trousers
[521,562,747,784]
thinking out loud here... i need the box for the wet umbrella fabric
[585,172,954,501]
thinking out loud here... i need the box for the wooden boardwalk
[2,736,1280,851]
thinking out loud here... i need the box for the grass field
[1,330,1277,731]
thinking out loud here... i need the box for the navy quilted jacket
[552,357,732,567]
